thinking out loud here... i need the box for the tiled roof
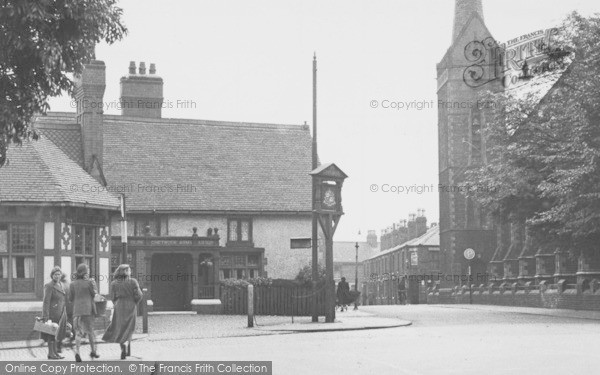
[101,115,312,212]
[0,137,119,209]
[367,225,440,261]
[334,241,380,263]
[34,113,84,167]
[30,112,313,212]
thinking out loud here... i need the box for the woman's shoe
[47,354,60,360]
[120,344,126,360]
[75,354,82,362]
[90,352,100,359]
[127,343,131,357]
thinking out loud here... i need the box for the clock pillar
[310,163,348,323]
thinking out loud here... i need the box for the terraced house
[0,59,314,339]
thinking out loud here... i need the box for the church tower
[437,0,499,282]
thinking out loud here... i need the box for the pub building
[0,59,314,340]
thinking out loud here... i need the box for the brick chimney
[74,60,106,174]
[367,230,378,248]
[398,220,409,245]
[407,214,417,240]
[415,209,428,238]
[120,61,164,118]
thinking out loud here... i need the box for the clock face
[323,187,336,208]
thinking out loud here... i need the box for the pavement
[255,308,411,332]
[432,303,600,320]
[0,308,409,360]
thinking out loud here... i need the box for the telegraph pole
[120,194,128,264]
[311,53,319,322]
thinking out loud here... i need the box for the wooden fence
[220,284,328,316]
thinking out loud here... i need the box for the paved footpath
[0,309,408,361]
[433,304,600,320]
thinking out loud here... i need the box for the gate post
[142,288,148,333]
[247,284,254,328]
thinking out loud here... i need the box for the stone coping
[191,299,222,306]
[0,301,42,312]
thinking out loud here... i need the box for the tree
[465,13,600,254]
[0,0,127,166]
[295,262,326,285]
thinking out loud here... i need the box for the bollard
[247,284,254,328]
[142,288,148,333]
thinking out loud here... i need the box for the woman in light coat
[102,264,143,359]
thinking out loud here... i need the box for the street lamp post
[354,240,359,310]
[354,241,359,292]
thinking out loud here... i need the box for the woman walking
[41,266,68,359]
[56,272,73,354]
[69,263,99,362]
[102,264,143,359]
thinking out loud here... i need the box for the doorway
[151,253,191,311]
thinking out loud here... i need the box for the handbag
[93,293,107,317]
[33,317,58,336]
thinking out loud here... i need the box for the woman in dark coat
[70,263,99,362]
[42,266,68,359]
[56,273,73,354]
[102,264,143,359]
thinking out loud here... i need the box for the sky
[48,0,600,241]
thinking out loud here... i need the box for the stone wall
[426,280,600,310]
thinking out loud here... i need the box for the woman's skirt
[102,298,137,344]
[73,315,95,337]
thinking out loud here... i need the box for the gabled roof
[310,163,348,179]
[507,60,572,104]
[34,113,84,167]
[0,137,119,210]
[366,225,440,261]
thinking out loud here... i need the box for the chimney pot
[128,61,136,74]
[139,62,146,75]
[149,63,156,75]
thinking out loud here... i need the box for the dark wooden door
[151,253,190,311]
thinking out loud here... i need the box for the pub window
[219,254,260,280]
[0,223,36,293]
[72,225,95,276]
[134,216,161,236]
[227,218,252,244]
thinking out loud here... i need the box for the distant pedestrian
[398,276,407,305]
[102,264,143,360]
[70,263,99,362]
[337,277,350,311]
[41,266,67,359]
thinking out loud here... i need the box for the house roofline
[122,209,313,216]
[0,201,119,211]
